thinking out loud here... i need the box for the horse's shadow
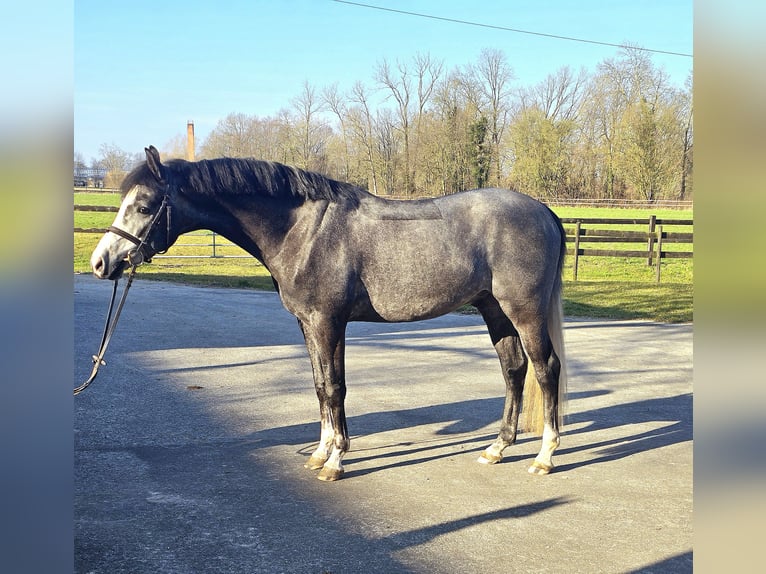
[553,392,692,472]
[245,390,692,477]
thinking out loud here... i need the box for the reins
[74,193,171,396]
[73,265,138,395]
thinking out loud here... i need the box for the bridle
[108,192,173,266]
[74,191,173,395]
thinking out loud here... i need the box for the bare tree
[375,108,400,195]
[74,151,87,172]
[322,83,351,181]
[678,74,693,200]
[201,112,257,158]
[375,57,413,194]
[518,66,588,123]
[162,134,187,159]
[375,53,443,195]
[414,53,443,120]
[347,81,380,194]
[411,53,444,194]
[97,143,138,187]
[291,80,328,171]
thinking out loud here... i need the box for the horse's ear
[145,145,165,182]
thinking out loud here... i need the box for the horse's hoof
[477,451,503,465]
[317,467,344,482]
[528,461,554,475]
[304,456,328,470]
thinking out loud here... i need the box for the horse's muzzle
[91,252,126,280]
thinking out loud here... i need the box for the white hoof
[477,450,503,465]
[528,460,553,475]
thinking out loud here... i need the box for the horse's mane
[121,157,367,207]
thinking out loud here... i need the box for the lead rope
[75,193,170,395]
[74,263,138,395]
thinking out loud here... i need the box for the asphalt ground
[74,273,692,574]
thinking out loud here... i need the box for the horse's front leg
[299,318,349,482]
[303,402,334,471]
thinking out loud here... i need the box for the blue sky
[74,0,693,162]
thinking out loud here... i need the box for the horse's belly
[360,270,485,322]
[353,219,491,321]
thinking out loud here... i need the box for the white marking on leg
[314,423,335,459]
[477,438,510,464]
[305,419,334,469]
[529,423,560,474]
[317,445,346,481]
[323,446,345,472]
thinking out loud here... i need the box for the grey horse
[90,146,567,481]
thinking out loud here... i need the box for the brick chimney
[186,121,195,161]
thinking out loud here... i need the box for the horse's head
[91,146,180,279]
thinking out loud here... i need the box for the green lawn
[561,281,691,323]
[74,192,692,323]
[74,191,122,206]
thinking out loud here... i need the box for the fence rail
[76,205,119,212]
[74,205,252,259]
[75,205,692,282]
[561,215,693,282]
[74,186,119,193]
[546,198,692,209]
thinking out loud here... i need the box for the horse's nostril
[92,256,105,278]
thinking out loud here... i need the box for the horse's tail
[522,208,568,435]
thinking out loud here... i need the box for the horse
[90,145,568,482]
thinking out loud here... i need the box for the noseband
[108,193,172,266]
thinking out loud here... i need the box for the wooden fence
[562,215,693,282]
[74,205,252,259]
[75,205,692,282]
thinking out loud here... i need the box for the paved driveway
[74,274,692,573]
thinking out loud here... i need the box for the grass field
[74,192,693,323]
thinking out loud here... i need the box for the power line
[330,0,693,58]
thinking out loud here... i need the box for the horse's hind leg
[514,315,562,475]
[474,296,528,465]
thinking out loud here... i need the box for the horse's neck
[209,196,318,267]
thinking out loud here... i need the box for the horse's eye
[137,206,151,215]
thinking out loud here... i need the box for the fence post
[647,214,656,266]
[211,232,217,258]
[573,221,581,281]
[655,225,664,283]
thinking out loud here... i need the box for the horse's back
[355,187,562,268]
[435,187,554,221]
[346,188,563,322]
[360,188,556,232]
[433,188,563,263]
